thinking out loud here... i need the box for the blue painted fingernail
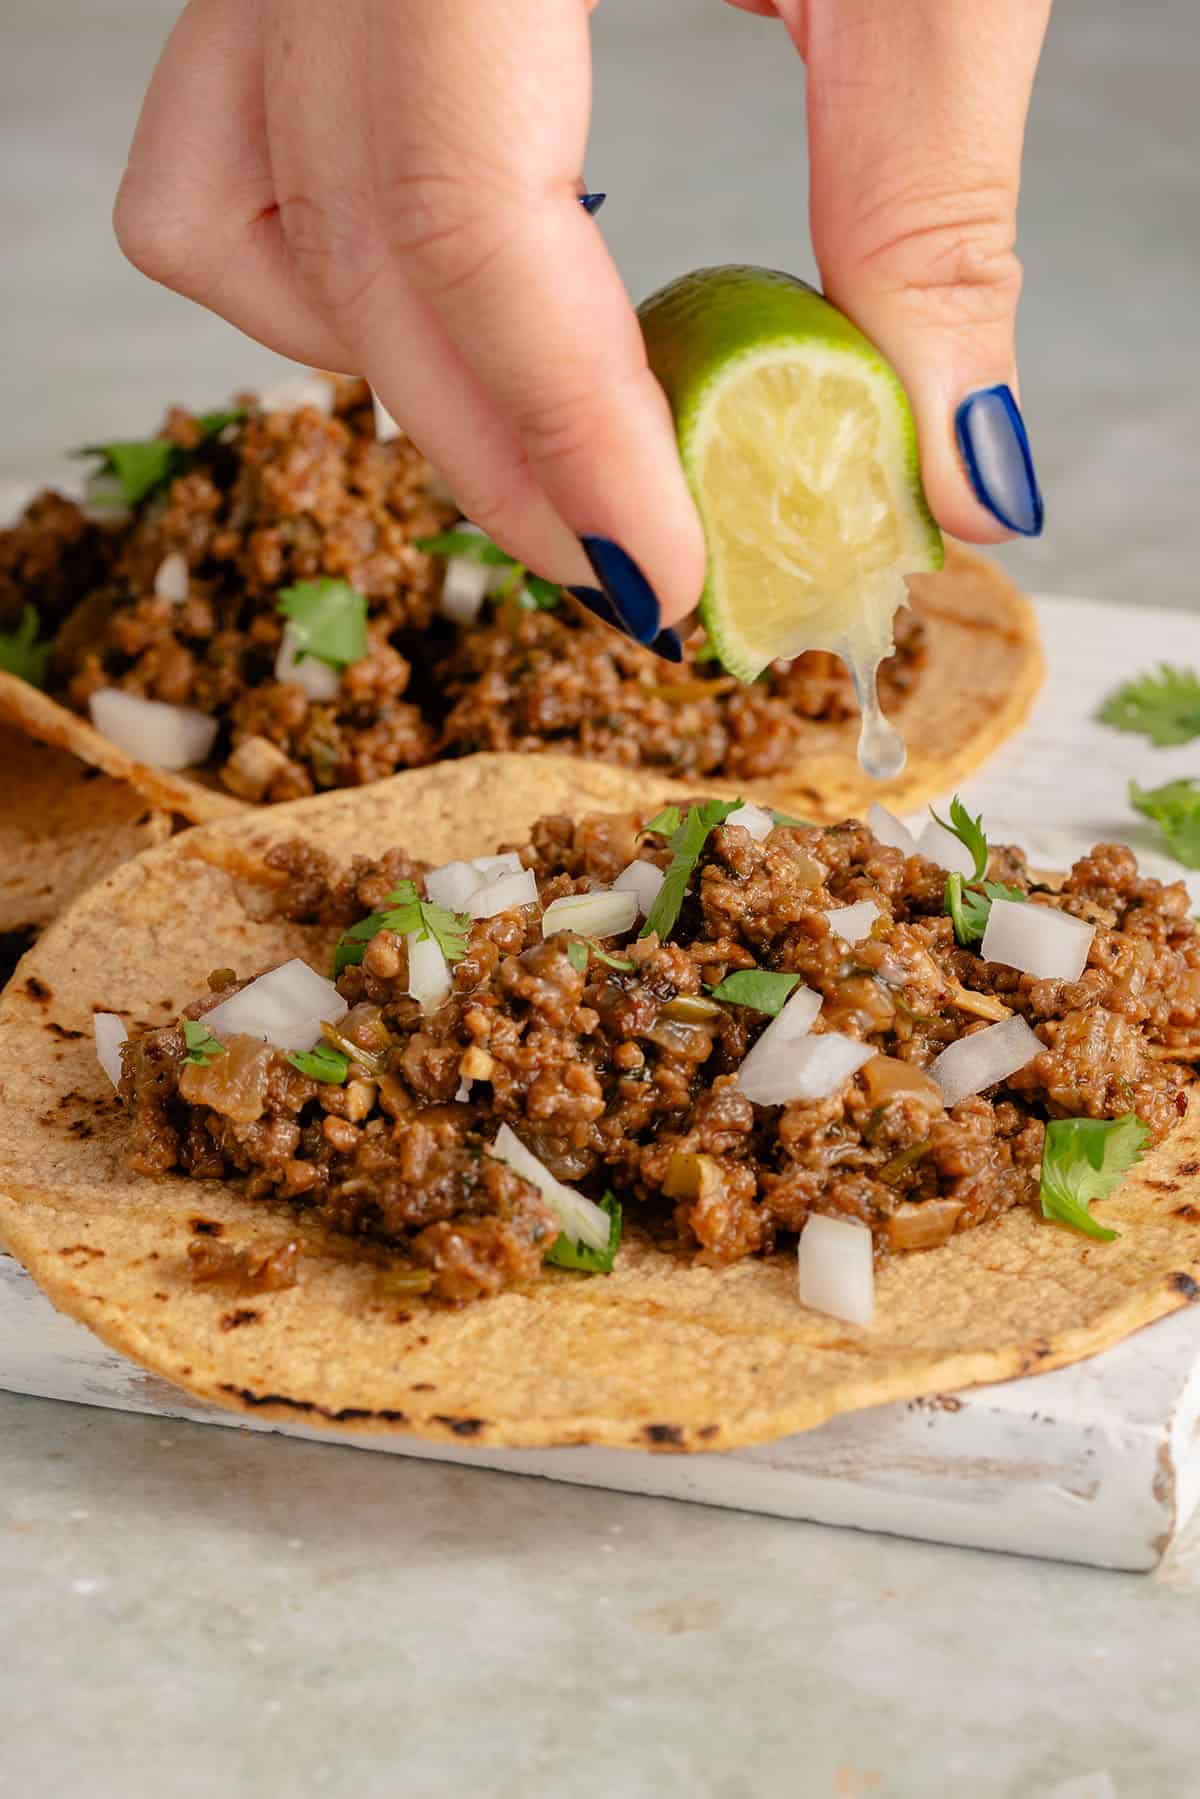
[578,192,606,216]
[578,536,661,644]
[651,628,684,664]
[567,585,618,626]
[954,384,1044,536]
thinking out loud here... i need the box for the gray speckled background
[2,5,1200,1795]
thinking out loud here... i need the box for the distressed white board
[4,591,1200,1571]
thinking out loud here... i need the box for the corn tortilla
[0,754,1197,1453]
[0,543,1042,829]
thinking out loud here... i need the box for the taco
[1,754,1198,1452]
[0,380,1042,827]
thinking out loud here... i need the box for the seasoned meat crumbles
[1,383,925,799]
[118,811,1196,1304]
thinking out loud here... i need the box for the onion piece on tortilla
[981,898,1095,983]
[406,930,452,1013]
[798,1214,874,1326]
[88,688,219,770]
[439,556,492,626]
[258,372,335,414]
[735,985,824,1103]
[93,1013,127,1090]
[424,860,485,911]
[202,958,348,1055]
[916,815,979,879]
[725,802,774,842]
[153,551,189,604]
[471,853,524,881]
[542,889,638,942]
[371,391,402,442]
[868,802,917,856]
[826,900,881,944]
[466,868,540,919]
[489,1123,611,1252]
[274,623,341,702]
[613,859,665,917]
[929,1013,1041,1107]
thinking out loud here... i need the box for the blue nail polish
[578,192,606,216]
[578,536,662,644]
[651,628,683,664]
[566,585,618,626]
[954,384,1044,536]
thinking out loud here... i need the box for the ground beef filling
[119,815,1196,1303]
[2,388,925,799]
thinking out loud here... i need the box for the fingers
[796,0,1051,541]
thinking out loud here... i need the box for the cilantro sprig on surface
[930,795,988,882]
[640,799,742,942]
[708,969,799,1015]
[565,938,634,976]
[277,578,368,671]
[78,409,243,509]
[0,605,53,686]
[1039,1112,1150,1241]
[414,526,561,612]
[1130,777,1200,869]
[287,1042,350,1084]
[181,1019,226,1066]
[945,874,1026,947]
[1099,665,1200,747]
[333,881,470,978]
[544,1192,622,1273]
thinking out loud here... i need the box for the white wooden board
[5,591,1200,1571]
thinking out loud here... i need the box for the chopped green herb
[544,1192,622,1274]
[641,806,683,838]
[520,574,561,610]
[641,799,742,942]
[413,529,516,566]
[1099,665,1200,747]
[944,874,1026,947]
[0,605,53,686]
[709,969,800,1015]
[78,410,243,508]
[1039,1112,1150,1241]
[929,795,988,882]
[277,578,368,670]
[564,936,634,975]
[771,809,812,829]
[332,880,470,977]
[287,1042,350,1084]
[877,1140,931,1184]
[181,1018,226,1066]
[1129,777,1200,869]
[566,939,590,974]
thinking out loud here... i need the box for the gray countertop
[3,2,1200,1793]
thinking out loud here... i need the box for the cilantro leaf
[287,1042,350,1084]
[544,1191,622,1273]
[0,605,53,686]
[414,529,517,566]
[332,880,470,977]
[520,574,561,611]
[945,875,1025,947]
[641,806,682,837]
[708,969,800,1015]
[1099,665,1200,747]
[929,795,989,882]
[566,940,590,974]
[563,936,633,976]
[181,1018,226,1066]
[78,410,242,508]
[641,800,742,942]
[1039,1112,1150,1241]
[1130,778,1200,869]
[277,578,367,670]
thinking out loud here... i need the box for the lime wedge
[638,266,942,765]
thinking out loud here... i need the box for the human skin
[114,0,1051,632]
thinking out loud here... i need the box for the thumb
[800,0,1051,542]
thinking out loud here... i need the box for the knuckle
[113,169,208,292]
[378,171,511,302]
[276,188,387,322]
[840,182,1023,322]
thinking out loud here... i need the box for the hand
[729,0,1051,540]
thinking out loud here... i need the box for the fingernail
[578,192,606,216]
[651,628,683,664]
[566,585,618,626]
[954,384,1044,536]
[578,536,661,644]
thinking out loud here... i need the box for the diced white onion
[153,551,189,604]
[868,802,917,857]
[406,930,452,1012]
[371,390,402,442]
[735,985,824,1104]
[929,1013,1041,1108]
[471,853,524,881]
[826,900,881,945]
[614,859,665,917]
[916,816,979,879]
[455,1079,472,1102]
[798,1214,874,1326]
[202,958,348,1055]
[490,1123,611,1252]
[466,868,540,919]
[439,556,491,626]
[424,860,487,911]
[980,898,1095,983]
[258,372,335,414]
[274,622,342,701]
[89,687,218,770]
[93,1013,127,1090]
[725,802,774,842]
[542,889,638,942]
[768,1032,876,1106]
